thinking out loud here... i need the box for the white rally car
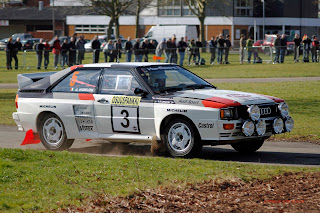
[13,63,294,157]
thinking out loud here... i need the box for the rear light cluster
[15,94,18,109]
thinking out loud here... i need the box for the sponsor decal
[73,105,94,116]
[111,96,141,107]
[260,107,272,115]
[40,105,56,108]
[145,66,177,71]
[227,94,251,98]
[78,93,95,101]
[153,97,175,104]
[71,87,95,93]
[75,116,94,132]
[167,109,187,113]
[242,97,266,102]
[178,99,200,105]
[198,123,214,128]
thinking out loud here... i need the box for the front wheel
[162,118,202,157]
[231,139,264,153]
[39,113,74,150]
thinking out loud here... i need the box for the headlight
[278,102,289,118]
[284,116,294,132]
[242,120,255,136]
[220,108,233,120]
[247,105,260,121]
[256,119,266,136]
[273,118,284,134]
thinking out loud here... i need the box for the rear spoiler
[17,72,56,89]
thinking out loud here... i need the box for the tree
[87,0,133,39]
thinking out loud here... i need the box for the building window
[75,25,106,33]
[158,0,195,16]
[234,0,253,17]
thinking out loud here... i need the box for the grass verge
[0,148,319,212]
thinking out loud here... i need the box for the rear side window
[52,70,101,93]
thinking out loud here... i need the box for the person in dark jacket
[75,35,85,65]
[134,39,142,62]
[52,35,61,69]
[92,35,101,63]
[68,37,76,66]
[61,39,69,68]
[209,36,217,65]
[293,34,302,62]
[12,38,22,69]
[224,35,232,64]
[302,34,312,62]
[177,37,187,66]
[311,35,319,62]
[166,38,173,63]
[140,39,149,62]
[148,40,156,54]
[195,38,202,65]
[44,40,51,69]
[36,38,45,69]
[170,37,178,63]
[5,37,14,70]
[216,34,225,64]
[273,34,281,64]
[124,37,133,62]
[280,34,287,63]
[113,38,123,62]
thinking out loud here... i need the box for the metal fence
[0,46,319,69]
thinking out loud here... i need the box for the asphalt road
[1,125,319,167]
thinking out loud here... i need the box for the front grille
[236,103,279,120]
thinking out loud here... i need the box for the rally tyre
[39,113,74,150]
[231,139,264,153]
[162,118,202,158]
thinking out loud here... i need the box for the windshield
[137,65,215,94]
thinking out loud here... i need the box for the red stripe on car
[70,65,83,71]
[78,93,95,100]
[262,95,284,103]
[202,97,241,108]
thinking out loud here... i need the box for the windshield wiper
[185,84,216,90]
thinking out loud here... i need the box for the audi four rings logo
[260,107,272,115]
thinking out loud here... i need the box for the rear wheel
[231,139,264,153]
[39,113,74,150]
[162,118,202,157]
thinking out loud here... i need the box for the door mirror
[134,88,148,97]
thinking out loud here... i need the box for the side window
[52,70,101,93]
[100,69,143,95]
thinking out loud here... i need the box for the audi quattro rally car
[13,63,294,157]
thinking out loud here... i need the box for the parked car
[13,63,294,157]
[21,38,41,50]
[262,34,294,55]
[48,36,71,46]
[12,33,33,41]
[253,40,264,53]
[85,35,123,52]
[0,38,8,50]
[100,39,128,50]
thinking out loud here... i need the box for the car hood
[175,89,283,107]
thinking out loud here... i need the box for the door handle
[97,99,109,104]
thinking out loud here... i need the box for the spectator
[52,35,61,69]
[68,37,76,66]
[103,40,114,62]
[148,40,156,54]
[217,34,225,64]
[246,36,253,63]
[239,34,246,64]
[140,38,149,62]
[11,37,21,69]
[302,34,311,62]
[171,37,178,63]
[195,38,202,65]
[44,40,51,69]
[293,34,302,63]
[5,37,14,70]
[273,34,281,64]
[113,38,123,62]
[75,35,85,65]
[124,37,133,62]
[311,35,319,62]
[92,35,101,63]
[225,35,232,64]
[61,39,69,68]
[209,36,217,65]
[155,38,167,62]
[177,37,187,66]
[35,38,45,69]
[166,38,173,63]
[188,39,196,65]
[133,39,142,62]
[280,34,287,63]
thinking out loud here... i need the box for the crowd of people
[4,32,319,70]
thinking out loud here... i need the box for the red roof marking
[262,95,284,103]
[202,97,241,109]
[21,130,41,145]
[70,65,83,71]
[78,93,95,100]
[86,139,92,141]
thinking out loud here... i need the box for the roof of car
[81,62,174,68]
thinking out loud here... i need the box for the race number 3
[112,106,139,133]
